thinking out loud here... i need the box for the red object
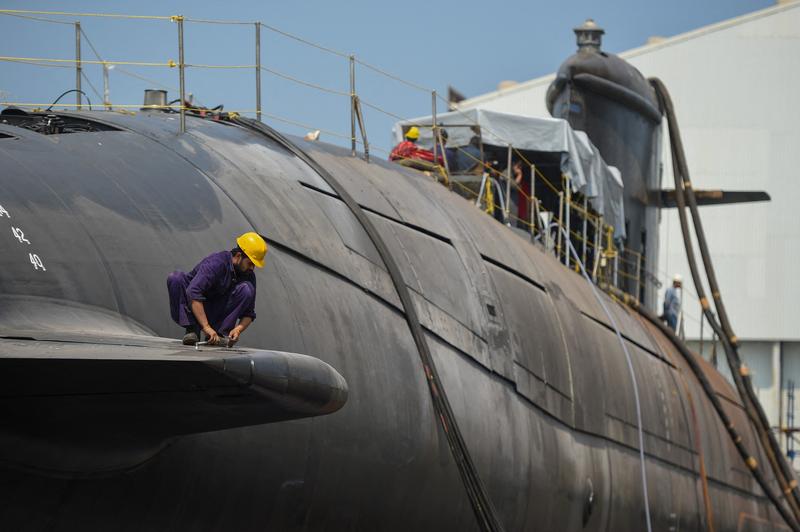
[517,177,530,222]
[389,141,437,163]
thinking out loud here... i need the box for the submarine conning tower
[546,19,663,309]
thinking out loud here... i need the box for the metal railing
[0,8,673,314]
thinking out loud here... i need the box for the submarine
[0,22,792,532]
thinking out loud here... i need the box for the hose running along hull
[0,111,788,531]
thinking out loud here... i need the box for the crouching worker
[167,232,267,346]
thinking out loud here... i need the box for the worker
[390,125,438,167]
[391,126,422,161]
[436,128,455,169]
[661,274,682,332]
[166,232,267,346]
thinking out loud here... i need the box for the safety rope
[0,11,73,25]
[0,9,171,20]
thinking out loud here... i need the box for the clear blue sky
[0,0,772,154]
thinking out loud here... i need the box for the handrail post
[431,90,438,174]
[564,174,571,267]
[593,215,603,282]
[349,54,356,157]
[504,145,512,225]
[530,164,536,237]
[176,15,186,133]
[635,251,642,301]
[557,191,564,261]
[581,196,588,268]
[354,97,370,162]
[75,22,82,110]
[102,62,112,110]
[255,22,262,122]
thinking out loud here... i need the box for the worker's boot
[182,325,200,346]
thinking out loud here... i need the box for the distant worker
[390,126,437,168]
[167,232,267,346]
[661,274,683,332]
[435,128,453,169]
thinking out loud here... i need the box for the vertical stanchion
[75,22,82,110]
[564,175,571,266]
[530,164,536,237]
[611,228,619,288]
[557,191,564,261]
[504,145,512,225]
[593,216,603,282]
[582,196,588,267]
[102,63,111,110]
[354,97,370,162]
[635,251,642,301]
[431,90,438,172]
[255,22,262,122]
[176,15,186,133]
[349,55,356,157]
[475,172,488,208]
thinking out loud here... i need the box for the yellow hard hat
[236,232,268,268]
[405,126,420,140]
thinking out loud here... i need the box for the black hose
[650,77,800,527]
[230,116,505,532]
[46,89,92,111]
[658,78,800,511]
[608,286,800,532]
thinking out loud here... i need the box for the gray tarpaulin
[394,108,625,238]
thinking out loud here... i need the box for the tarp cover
[394,108,625,238]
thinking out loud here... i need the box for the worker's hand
[203,325,220,345]
[228,325,243,347]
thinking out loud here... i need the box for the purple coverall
[167,250,257,336]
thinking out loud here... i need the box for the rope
[259,22,349,58]
[184,17,252,25]
[0,11,73,24]
[261,67,350,97]
[260,113,353,141]
[0,58,71,69]
[185,63,255,69]
[354,58,432,93]
[0,9,171,20]
[114,67,176,91]
[0,56,172,67]
[80,71,103,101]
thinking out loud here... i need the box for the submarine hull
[0,111,786,531]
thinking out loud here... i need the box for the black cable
[652,77,800,515]
[607,285,800,532]
[46,89,92,111]
[230,115,505,532]
[650,77,800,529]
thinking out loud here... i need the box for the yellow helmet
[405,126,420,140]
[236,232,268,268]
